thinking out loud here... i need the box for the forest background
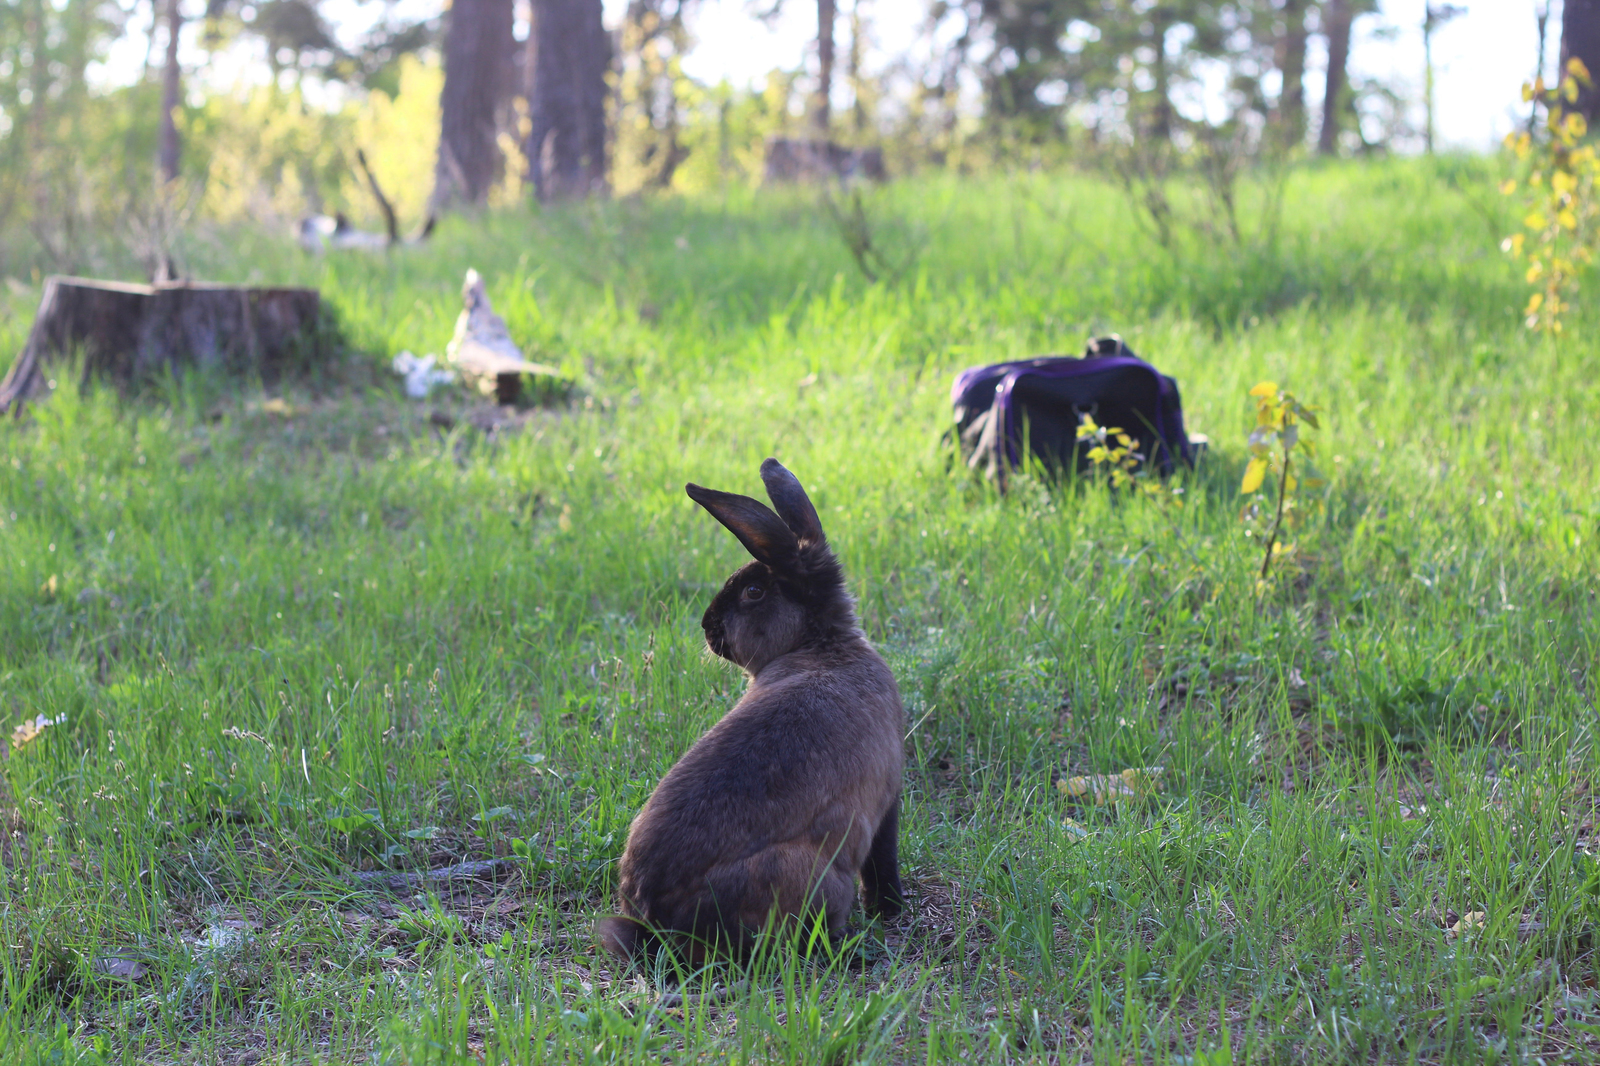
[0,0,1588,277]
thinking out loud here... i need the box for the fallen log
[0,276,322,416]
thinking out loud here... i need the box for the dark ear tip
[685,482,708,501]
[759,457,785,476]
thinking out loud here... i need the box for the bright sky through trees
[95,0,1553,152]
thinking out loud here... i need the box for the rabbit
[597,458,905,964]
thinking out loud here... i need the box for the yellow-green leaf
[1058,767,1164,806]
[1241,458,1268,494]
[1248,381,1279,398]
[1499,178,1517,196]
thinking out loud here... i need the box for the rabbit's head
[686,459,854,674]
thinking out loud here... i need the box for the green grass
[1,156,1597,1064]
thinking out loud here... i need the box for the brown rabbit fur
[597,459,905,964]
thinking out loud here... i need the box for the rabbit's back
[618,641,901,913]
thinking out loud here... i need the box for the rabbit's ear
[686,483,800,569]
[759,458,825,545]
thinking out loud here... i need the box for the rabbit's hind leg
[862,796,903,919]
[707,841,858,948]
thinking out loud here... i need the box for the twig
[651,980,748,1010]
[1261,452,1291,580]
[355,149,399,245]
[349,857,515,893]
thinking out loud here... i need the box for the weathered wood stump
[764,138,887,184]
[446,269,567,406]
[0,276,322,416]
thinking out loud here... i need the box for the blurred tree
[0,0,128,270]
[961,0,1089,137]
[616,0,696,190]
[1318,0,1350,153]
[526,0,610,200]
[1564,0,1600,121]
[1273,0,1308,144]
[159,0,183,183]
[199,1,438,93]
[432,0,514,207]
[752,0,840,133]
[816,0,835,130]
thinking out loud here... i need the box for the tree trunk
[1149,14,1172,142]
[1319,0,1351,154]
[816,0,835,133]
[1276,0,1307,146]
[158,0,183,183]
[527,0,610,201]
[848,0,866,132]
[1562,0,1600,122]
[433,0,516,209]
[0,277,322,417]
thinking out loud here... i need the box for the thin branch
[1261,451,1291,580]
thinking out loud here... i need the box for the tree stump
[446,269,567,405]
[0,276,323,416]
[763,138,886,184]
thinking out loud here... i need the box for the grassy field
[1,158,1597,1065]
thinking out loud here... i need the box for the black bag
[951,336,1200,481]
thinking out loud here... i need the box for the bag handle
[1083,334,1133,359]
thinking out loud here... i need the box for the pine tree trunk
[816,0,835,133]
[1563,0,1600,121]
[1319,0,1351,154]
[527,0,610,201]
[433,0,516,209]
[1276,0,1307,146]
[1150,15,1172,141]
[158,0,182,183]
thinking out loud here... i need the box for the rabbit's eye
[743,585,765,601]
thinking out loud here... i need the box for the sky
[102,0,1557,152]
[669,0,1557,150]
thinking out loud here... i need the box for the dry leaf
[1059,817,1092,840]
[1447,911,1487,937]
[1058,766,1164,805]
[12,713,65,751]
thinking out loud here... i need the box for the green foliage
[1501,59,1599,333]
[1239,380,1324,582]
[1076,414,1183,507]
